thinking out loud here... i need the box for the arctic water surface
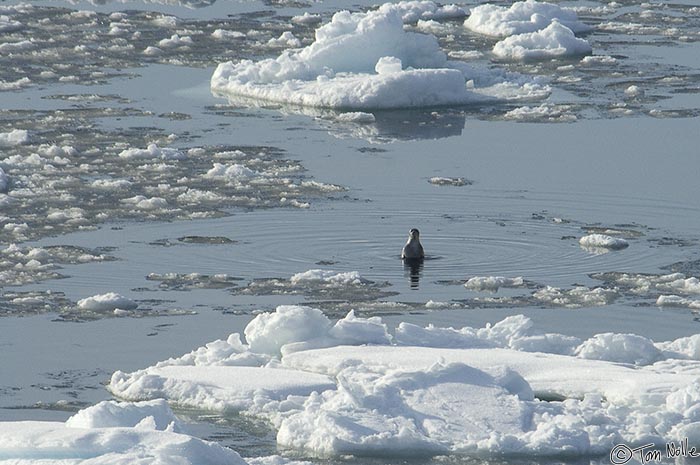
[1,0,699,463]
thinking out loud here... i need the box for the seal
[401,228,424,260]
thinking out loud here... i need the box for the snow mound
[465,0,591,37]
[118,143,185,160]
[465,275,525,291]
[378,0,466,23]
[205,163,259,180]
[0,403,246,465]
[0,129,29,146]
[493,21,592,61]
[575,333,663,365]
[77,292,138,312]
[533,285,619,308]
[211,3,547,109]
[579,233,629,250]
[290,269,366,286]
[243,306,391,355]
[66,399,181,431]
[245,305,332,355]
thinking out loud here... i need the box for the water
[1,0,699,463]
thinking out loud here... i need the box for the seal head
[401,228,424,260]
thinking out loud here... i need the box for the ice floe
[291,12,322,25]
[465,275,525,291]
[211,3,549,109]
[106,307,700,458]
[579,233,629,251]
[77,292,139,312]
[428,176,472,186]
[233,269,395,304]
[0,129,28,146]
[464,0,591,37]
[493,21,592,61]
[504,103,577,122]
[0,399,248,465]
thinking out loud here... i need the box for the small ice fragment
[579,234,629,250]
[77,292,138,312]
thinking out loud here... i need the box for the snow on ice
[97,306,700,458]
[211,2,550,109]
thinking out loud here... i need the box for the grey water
[0,0,699,463]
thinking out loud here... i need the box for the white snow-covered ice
[105,306,700,458]
[464,0,591,37]
[211,2,549,109]
[493,21,592,61]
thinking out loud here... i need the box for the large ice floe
[211,2,549,109]
[103,306,700,458]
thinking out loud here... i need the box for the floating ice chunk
[593,272,700,295]
[579,233,629,250]
[268,31,301,48]
[533,286,619,308]
[379,1,466,23]
[212,4,546,109]
[143,45,163,55]
[576,333,663,365]
[504,103,577,122]
[334,111,376,123]
[118,143,185,160]
[0,129,28,146]
[0,412,246,464]
[465,275,524,291]
[624,85,644,97]
[77,292,138,312]
[656,295,700,309]
[122,195,169,210]
[0,14,22,33]
[464,0,591,37]
[152,15,179,28]
[580,55,617,65]
[428,176,471,186]
[91,178,133,190]
[212,28,246,40]
[290,269,366,286]
[204,163,258,180]
[66,399,181,431]
[0,167,8,193]
[109,365,336,411]
[0,39,35,53]
[46,207,85,223]
[0,77,30,91]
[493,21,592,61]
[158,34,193,48]
[244,305,332,355]
[291,12,322,25]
